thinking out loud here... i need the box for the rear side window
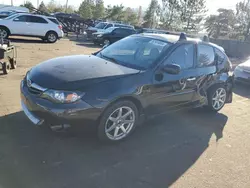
[105,24,113,29]
[29,16,48,24]
[114,28,127,35]
[48,18,59,25]
[164,44,194,69]
[214,48,225,65]
[197,44,215,67]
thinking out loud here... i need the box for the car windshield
[97,36,172,70]
[4,13,18,20]
[95,22,108,29]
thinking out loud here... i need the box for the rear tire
[97,100,139,143]
[45,31,58,43]
[207,84,227,112]
[10,58,17,69]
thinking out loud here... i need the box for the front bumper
[20,80,101,126]
[92,37,103,44]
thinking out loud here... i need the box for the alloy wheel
[105,106,135,141]
[212,88,226,110]
[104,39,110,46]
[48,33,57,42]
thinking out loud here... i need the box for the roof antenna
[203,35,209,42]
[179,32,187,41]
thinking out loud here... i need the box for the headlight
[42,90,84,104]
[235,66,244,72]
[97,34,103,38]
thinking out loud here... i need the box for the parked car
[0,13,64,43]
[234,59,250,84]
[86,22,134,39]
[20,33,234,143]
[92,27,136,45]
[0,11,18,19]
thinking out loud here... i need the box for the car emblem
[27,78,32,87]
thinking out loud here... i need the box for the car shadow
[0,109,228,188]
[67,35,101,49]
[234,83,250,98]
[9,38,44,44]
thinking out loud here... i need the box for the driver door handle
[187,77,196,81]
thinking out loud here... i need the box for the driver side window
[164,44,194,69]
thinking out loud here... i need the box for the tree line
[21,0,250,41]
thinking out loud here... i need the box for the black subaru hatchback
[20,33,234,142]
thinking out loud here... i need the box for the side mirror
[162,64,181,75]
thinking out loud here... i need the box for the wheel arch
[97,95,144,122]
[0,25,11,34]
[46,30,58,38]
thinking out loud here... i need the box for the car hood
[239,60,250,71]
[29,55,140,90]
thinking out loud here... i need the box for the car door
[146,43,198,115]
[191,44,217,102]
[28,15,49,36]
[11,15,31,35]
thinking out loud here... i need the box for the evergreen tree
[79,0,93,19]
[38,1,47,13]
[144,0,160,28]
[93,0,105,19]
[180,0,207,32]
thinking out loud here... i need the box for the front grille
[25,77,47,96]
[28,85,43,95]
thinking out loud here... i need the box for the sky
[2,0,243,14]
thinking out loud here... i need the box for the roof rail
[179,32,187,41]
[203,35,209,42]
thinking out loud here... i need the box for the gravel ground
[0,36,249,188]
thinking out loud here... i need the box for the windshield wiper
[100,53,119,64]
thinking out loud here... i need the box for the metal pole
[11,0,13,5]
[65,0,69,13]
[37,0,39,8]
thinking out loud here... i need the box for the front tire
[97,100,139,143]
[207,84,227,112]
[0,27,9,39]
[103,39,110,46]
[45,31,58,43]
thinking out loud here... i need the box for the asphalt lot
[0,36,250,188]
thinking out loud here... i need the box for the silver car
[234,60,250,84]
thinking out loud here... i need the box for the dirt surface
[0,36,250,188]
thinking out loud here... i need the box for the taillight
[58,25,63,30]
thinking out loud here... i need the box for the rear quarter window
[214,48,225,65]
[197,44,215,67]
[48,18,59,25]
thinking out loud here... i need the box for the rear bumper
[20,80,102,126]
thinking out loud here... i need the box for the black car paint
[29,55,139,90]
[92,28,136,45]
[20,36,234,126]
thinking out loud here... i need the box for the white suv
[0,13,64,43]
